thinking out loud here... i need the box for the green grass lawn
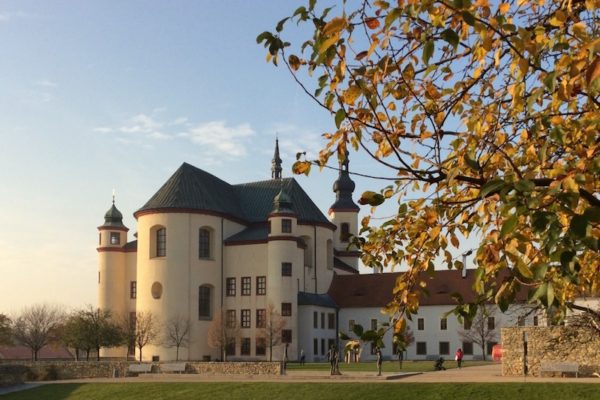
[286,360,492,373]
[3,383,600,400]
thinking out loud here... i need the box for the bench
[128,364,153,375]
[540,362,579,378]
[161,363,187,374]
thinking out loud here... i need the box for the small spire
[330,154,359,211]
[271,137,282,180]
[112,188,116,204]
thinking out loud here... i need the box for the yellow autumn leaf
[322,17,348,36]
[430,226,441,240]
[562,176,579,193]
[343,86,362,105]
[499,3,510,14]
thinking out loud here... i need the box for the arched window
[198,285,213,320]
[156,228,167,257]
[199,228,212,259]
[340,223,350,242]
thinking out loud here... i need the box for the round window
[151,282,163,299]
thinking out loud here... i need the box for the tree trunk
[96,346,101,361]
[176,346,179,361]
[139,347,143,362]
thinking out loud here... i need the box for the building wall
[338,304,535,361]
[297,306,338,362]
[134,212,245,361]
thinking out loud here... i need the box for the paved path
[1,363,598,395]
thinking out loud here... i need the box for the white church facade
[97,141,531,362]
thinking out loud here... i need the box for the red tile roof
[327,269,522,308]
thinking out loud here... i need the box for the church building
[97,140,360,362]
[97,140,533,363]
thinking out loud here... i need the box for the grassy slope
[3,383,600,400]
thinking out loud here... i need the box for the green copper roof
[136,162,332,226]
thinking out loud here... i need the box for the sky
[0,0,386,314]
[0,1,478,314]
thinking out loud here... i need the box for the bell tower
[328,156,360,271]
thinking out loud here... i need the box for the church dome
[101,203,126,228]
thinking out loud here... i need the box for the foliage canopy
[259,0,600,326]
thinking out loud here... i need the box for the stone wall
[0,361,281,382]
[502,326,600,377]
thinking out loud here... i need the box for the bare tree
[256,303,286,362]
[12,304,64,361]
[164,315,191,361]
[565,304,600,335]
[207,309,239,361]
[459,307,497,361]
[0,314,12,345]
[132,311,159,362]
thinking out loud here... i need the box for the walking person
[300,349,305,366]
[376,347,383,376]
[455,348,464,369]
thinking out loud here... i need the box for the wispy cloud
[34,79,58,88]
[95,112,255,161]
[0,11,31,22]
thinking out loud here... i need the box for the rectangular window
[130,281,137,299]
[256,309,266,328]
[487,341,497,355]
[533,316,539,326]
[464,319,472,330]
[321,313,325,329]
[439,342,450,355]
[226,310,236,328]
[226,338,236,356]
[313,338,318,355]
[156,228,166,257]
[517,316,525,326]
[241,277,251,296]
[282,219,292,233]
[417,318,424,331]
[321,339,325,355]
[416,342,427,355]
[256,338,266,356]
[370,343,377,355]
[226,278,236,297]
[487,317,495,330]
[463,341,473,355]
[198,228,210,259]
[349,319,355,332]
[328,313,335,330]
[313,312,318,329]
[256,276,266,295]
[281,262,292,277]
[282,329,292,344]
[241,309,250,328]
[110,232,120,245]
[340,223,350,242]
[328,339,335,352]
[241,338,251,356]
[440,318,447,330]
[371,319,377,330]
[198,286,211,319]
[281,303,292,317]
